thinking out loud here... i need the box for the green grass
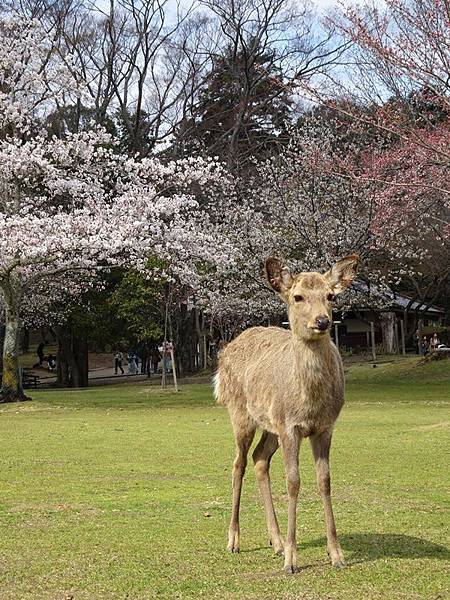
[0,358,449,599]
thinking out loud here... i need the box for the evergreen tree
[179,41,293,171]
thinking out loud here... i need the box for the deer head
[265,255,359,341]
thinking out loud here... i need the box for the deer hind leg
[252,430,284,555]
[227,421,256,553]
[310,430,346,569]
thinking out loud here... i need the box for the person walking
[140,343,150,376]
[209,338,218,366]
[32,340,48,368]
[114,351,124,375]
[420,336,429,356]
[151,347,161,375]
[163,342,172,374]
[127,352,135,374]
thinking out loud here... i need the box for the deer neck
[291,332,333,396]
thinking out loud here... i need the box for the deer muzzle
[315,316,331,331]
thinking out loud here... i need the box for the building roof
[352,280,445,316]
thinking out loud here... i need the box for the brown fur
[215,255,359,573]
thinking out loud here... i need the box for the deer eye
[294,294,304,302]
[327,293,335,301]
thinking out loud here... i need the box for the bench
[22,369,40,389]
[0,369,40,389]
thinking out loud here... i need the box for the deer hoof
[333,560,346,569]
[227,530,240,553]
[270,538,284,555]
[284,565,301,574]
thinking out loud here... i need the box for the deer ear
[325,254,359,294]
[265,257,294,295]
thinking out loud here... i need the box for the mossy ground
[0,357,448,599]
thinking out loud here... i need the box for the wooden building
[333,289,446,354]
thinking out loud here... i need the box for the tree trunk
[380,312,397,354]
[56,326,89,388]
[1,304,29,402]
[194,308,207,371]
[57,327,74,387]
[174,305,198,377]
[57,339,71,387]
[21,328,30,353]
[0,324,4,375]
[72,333,89,387]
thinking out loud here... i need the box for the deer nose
[316,316,330,331]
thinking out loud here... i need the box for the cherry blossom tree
[285,0,450,333]
[0,16,228,401]
[362,121,450,239]
[195,118,423,332]
[0,133,226,400]
[328,0,450,107]
[307,0,450,232]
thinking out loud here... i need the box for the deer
[214,254,359,574]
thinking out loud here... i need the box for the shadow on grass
[300,533,450,562]
[29,382,214,411]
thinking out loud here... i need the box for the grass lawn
[0,357,449,599]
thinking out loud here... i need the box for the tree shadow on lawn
[35,383,213,411]
[300,533,450,563]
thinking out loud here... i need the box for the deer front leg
[227,426,256,553]
[279,427,301,574]
[310,430,346,569]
